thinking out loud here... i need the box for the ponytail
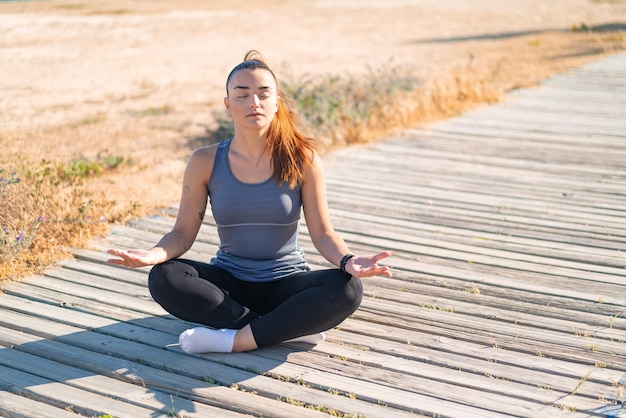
[265,90,316,189]
[228,51,316,189]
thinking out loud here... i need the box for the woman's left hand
[346,251,393,278]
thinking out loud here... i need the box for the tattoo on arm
[183,185,190,194]
[199,209,206,221]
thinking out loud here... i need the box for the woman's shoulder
[301,148,324,185]
[305,148,322,170]
[184,143,222,184]
[194,142,220,157]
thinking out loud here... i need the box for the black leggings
[148,259,363,348]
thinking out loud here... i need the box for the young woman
[107,51,392,354]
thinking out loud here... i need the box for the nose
[250,94,260,108]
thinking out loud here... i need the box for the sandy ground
[2,0,626,209]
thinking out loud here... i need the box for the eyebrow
[232,85,274,91]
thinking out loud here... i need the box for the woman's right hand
[106,248,164,268]
[106,147,213,270]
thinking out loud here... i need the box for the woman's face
[224,68,279,132]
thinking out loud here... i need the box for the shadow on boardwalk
[0,309,304,417]
[1,53,626,417]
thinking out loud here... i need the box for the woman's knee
[321,272,363,313]
[148,260,186,302]
[343,275,364,310]
[148,263,168,301]
[316,274,363,328]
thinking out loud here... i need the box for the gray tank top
[209,139,308,281]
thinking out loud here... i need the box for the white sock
[285,332,326,345]
[178,327,237,354]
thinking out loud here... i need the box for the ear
[224,96,230,113]
[275,96,280,113]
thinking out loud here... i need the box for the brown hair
[227,51,316,189]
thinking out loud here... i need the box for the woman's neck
[230,129,268,160]
[228,133,273,183]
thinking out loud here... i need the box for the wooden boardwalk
[1,52,626,417]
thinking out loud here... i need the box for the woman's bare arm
[107,146,216,268]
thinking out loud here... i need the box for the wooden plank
[4,268,620,414]
[0,348,246,418]
[328,208,626,264]
[0,306,422,418]
[89,214,626,309]
[318,328,625,399]
[325,150,626,198]
[59,257,149,286]
[382,133,626,171]
[322,167,626,217]
[0,390,79,418]
[324,327,626,414]
[0,331,324,417]
[124,211,626,287]
[7,284,600,418]
[0,304,576,418]
[352,304,626,368]
[0,364,168,418]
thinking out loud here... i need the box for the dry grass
[332,60,503,149]
[0,130,144,279]
[302,61,503,152]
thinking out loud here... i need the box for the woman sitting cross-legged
[107,50,392,354]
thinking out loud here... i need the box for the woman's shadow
[0,282,312,417]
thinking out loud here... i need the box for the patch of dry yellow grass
[0,129,151,280]
[336,62,504,149]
